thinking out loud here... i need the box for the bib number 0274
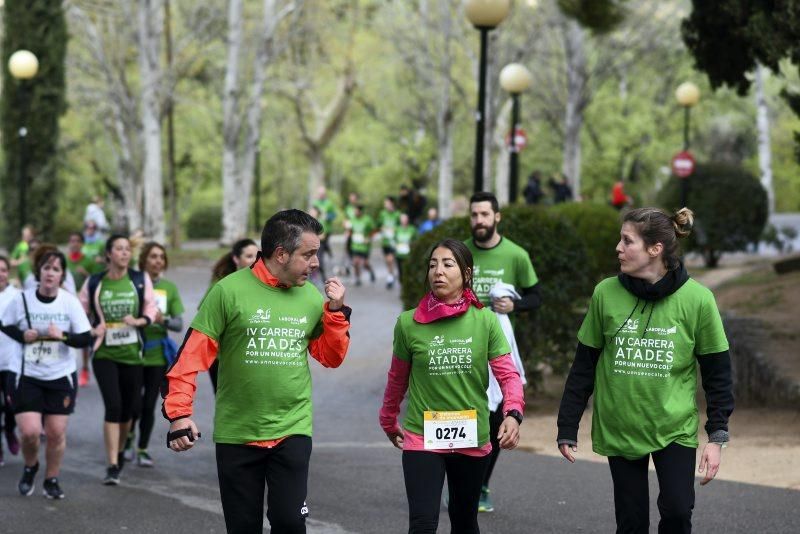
[423,410,478,450]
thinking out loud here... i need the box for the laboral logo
[482,268,505,277]
[101,290,114,300]
[620,318,639,334]
[279,315,308,325]
[249,308,271,324]
[451,336,473,345]
[430,335,445,347]
[646,325,678,336]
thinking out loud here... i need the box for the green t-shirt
[10,241,29,261]
[393,306,510,447]
[142,278,184,366]
[191,268,325,444]
[94,275,142,365]
[82,240,106,274]
[313,198,337,225]
[378,210,401,247]
[350,215,375,254]
[67,253,96,291]
[17,259,32,285]
[578,277,729,459]
[465,237,538,307]
[344,204,357,222]
[395,225,417,259]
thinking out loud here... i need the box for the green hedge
[400,205,594,388]
[658,162,768,267]
[551,202,621,281]
[186,204,223,239]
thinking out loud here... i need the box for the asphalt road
[1,250,798,533]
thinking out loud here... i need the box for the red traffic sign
[505,127,527,152]
[671,151,695,178]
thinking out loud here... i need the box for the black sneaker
[103,464,121,486]
[18,462,39,496]
[43,477,65,499]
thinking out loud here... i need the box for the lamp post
[465,0,511,193]
[675,81,699,208]
[499,63,532,203]
[8,50,39,235]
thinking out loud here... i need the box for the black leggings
[93,359,143,423]
[217,437,312,534]
[0,370,17,434]
[133,365,166,450]
[402,450,490,534]
[482,407,504,486]
[607,442,696,534]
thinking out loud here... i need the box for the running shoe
[478,486,494,513]
[6,428,20,455]
[78,368,90,387]
[42,477,65,499]
[103,464,121,486]
[137,449,154,468]
[386,275,395,290]
[18,462,39,496]
[122,432,135,462]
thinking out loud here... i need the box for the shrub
[658,162,768,267]
[550,202,621,281]
[186,204,223,239]
[400,205,594,389]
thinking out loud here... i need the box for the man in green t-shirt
[349,204,376,286]
[163,209,352,534]
[465,191,542,513]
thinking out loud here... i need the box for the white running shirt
[0,285,22,372]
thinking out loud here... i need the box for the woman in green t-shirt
[380,239,524,533]
[124,242,184,467]
[557,207,734,533]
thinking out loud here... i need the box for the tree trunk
[494,99,511,205]
[138,0,165,241]
[307,149,326,207]
[755,63,774,215]
[435,0,454,219]
[562,19,586,199]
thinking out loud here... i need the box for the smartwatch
[506,409,523,425]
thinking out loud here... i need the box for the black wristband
[506,409,523,425]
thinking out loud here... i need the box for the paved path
[1,249,798,533]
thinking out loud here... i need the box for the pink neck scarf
[413,288,483,324]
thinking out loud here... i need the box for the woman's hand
[23,329,38,343]
[47,323,63,340]
[498,417,520,449]
[559,443,577,463]
[698,442,723,485]
[385,429,404,450]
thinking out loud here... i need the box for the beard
[471,222,497,243]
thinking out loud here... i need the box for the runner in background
[67,232,95,387]
[418,207,441,235]
[378,196,400,289]
[10,225,35,268]
[1,249,92,499]
[123,242,184,467]
[205,239,259,393]
[79,235,158,485]
[342,192,360,277]
[466,192,542,513]
[15,238,41,286]
[308,206,330,281]
[82,221,106,274]
[394,213,417,286]
[84,195,110,239]
[557,207,733,533]
[0,256,22,467]
[349,204,376,287]
[163,209,351,533]
[379,239,523,533]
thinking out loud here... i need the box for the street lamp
[675,81,699,207]
[499,63,532,203]
[465,0,511,193]
[8,50,39,235]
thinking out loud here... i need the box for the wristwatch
[506,409,523,425]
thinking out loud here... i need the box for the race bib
[423,410,478,449]
[352,233,366,245]
[24,341,60,365]
[154,289,168,314]
[105,323,138,346]
[396,243,410,255]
